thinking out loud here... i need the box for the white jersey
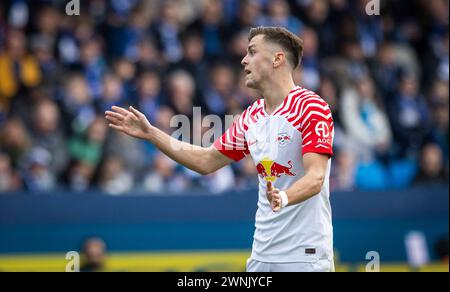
[214,86,334,263]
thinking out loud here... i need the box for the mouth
[244,69,251,75]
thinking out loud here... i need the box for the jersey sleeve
[213,107,250,162]
[299,98,334,157]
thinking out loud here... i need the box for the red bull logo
[277,133,292,147]
[255,157,296,182]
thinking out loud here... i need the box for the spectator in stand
[30,99,69,178]
[0,151,22,193]
[80,237,107,272]
[340,75,392,161]
[98,155,134,195]
[0,118,31,169]
[0,28,42,120]
[414,143,448,186]
[388,74,433,158]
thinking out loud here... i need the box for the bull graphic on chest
[255,157,296,182]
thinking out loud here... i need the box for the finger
[267,181,273,191]
[271,193,279,201]
[271,197,277,205]
[129,106,143,119]
[271,202,278,212]
[105,115,122,125]
[108,123,124,132]
[268,190,279,196]
[106,115,125,126]
[111,106,130,116]
[105,111,124,120]
[273,192,280,198]
[272,199,281,212]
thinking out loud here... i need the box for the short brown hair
[248,26,304,69]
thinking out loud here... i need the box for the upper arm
[302,152,329,179]
[204,146,235,174]
[299,97,334,157]
[297,97,333,182]
[293,152,329,199]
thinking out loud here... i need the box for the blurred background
[0,0,448,271]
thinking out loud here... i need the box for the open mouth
[245,69,251,75]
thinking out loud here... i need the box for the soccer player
[105,27,334,272]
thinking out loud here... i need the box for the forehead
[248,34,266,48]
[248,34,281,54]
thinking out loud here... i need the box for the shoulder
[293,88,328,107]
[240,99,265,122]
[282,87,330,118]
[284,87,332,129]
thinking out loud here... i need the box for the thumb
[267,181,273,191]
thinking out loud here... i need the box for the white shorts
[246,258,335,272]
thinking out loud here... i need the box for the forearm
[146,126,212,175]
[105,106,230,175]
[284,172,324,206]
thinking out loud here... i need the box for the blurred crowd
[0,0,448,195]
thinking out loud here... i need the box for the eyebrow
[247,45,256,52]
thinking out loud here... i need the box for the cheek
[257,64,272,79]
[255,56,273,73]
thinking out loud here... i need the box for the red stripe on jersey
[277,89,307,116]
[272,87,303,116]
[280,90,310,116]
[286,93,324,123]
[295,106,332,130]
[278,90,334,157]
[213,99,264,161]
[301,117,333,157]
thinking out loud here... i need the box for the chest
[246,117,301,163]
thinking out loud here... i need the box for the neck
[260,74,296,115]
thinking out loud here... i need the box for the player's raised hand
[266,181,282,212]
[105,106,153,140]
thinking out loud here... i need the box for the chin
[245,79,258,89]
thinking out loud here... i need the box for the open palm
[105,106,153,140]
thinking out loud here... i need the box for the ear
[273,52,285,68]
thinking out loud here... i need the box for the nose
[241,55,248,67]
